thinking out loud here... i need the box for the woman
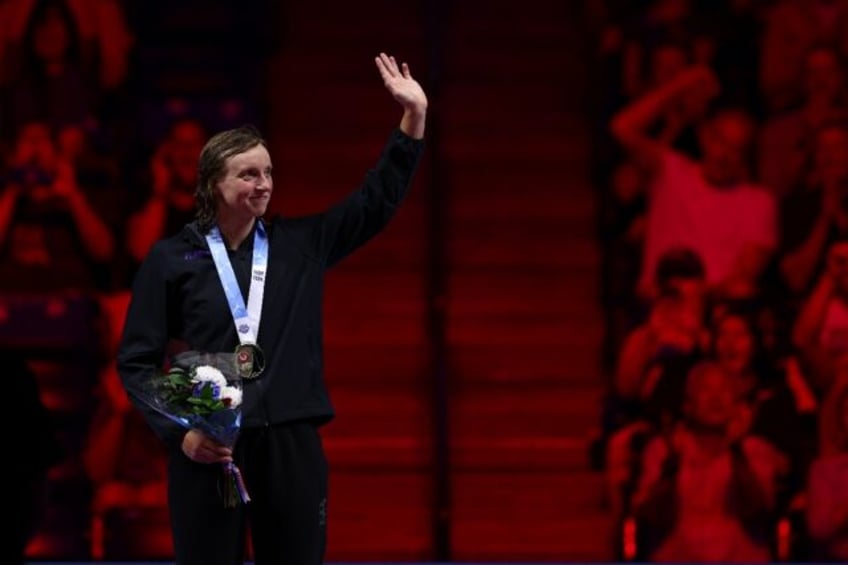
[711,305,814,479]
[117,53,427,565]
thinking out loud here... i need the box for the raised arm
[307,54,427,267]
[610,65,719,172]
[53,159,116,262]
[375,52,427,139]
[793,269,838,392]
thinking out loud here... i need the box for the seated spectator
[604,248,708,518]
[806,365,848,560]
[0,120,118,293]
[631,361,787,562]
[614,247,707,401]
[793,236,848,392]
[758,45,848,199]
[610,64,778,304]
[710,304,817,490]
[760,0,848,113]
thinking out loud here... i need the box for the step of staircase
[451,471,613,561]
[325,470,433,561]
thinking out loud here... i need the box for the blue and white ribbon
[206,220,268,347]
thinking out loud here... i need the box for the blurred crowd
[591,0,848,561]
[0,0,275,561]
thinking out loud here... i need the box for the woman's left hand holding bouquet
[182,429,233,464]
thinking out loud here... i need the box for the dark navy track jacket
[117,129,424,450]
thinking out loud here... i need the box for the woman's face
[688,365,737,430]
[167,121,207,186]
[215,144,273,224]
[715,315,754,376]
[804,48,844,105]
[815,126,848,186]
[13,122,56,169]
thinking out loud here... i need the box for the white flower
[192,365,227,388]
[221,385,242,408]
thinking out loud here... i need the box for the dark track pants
[168,420,328,565]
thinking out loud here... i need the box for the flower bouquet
[132,350,250,507]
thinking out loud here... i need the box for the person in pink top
[611,64,777,304]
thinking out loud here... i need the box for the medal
[235,342,265,380]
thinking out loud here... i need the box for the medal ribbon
[206,220,268,347]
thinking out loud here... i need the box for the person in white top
[610,64,777,303]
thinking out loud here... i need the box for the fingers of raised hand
[376,52,404,80]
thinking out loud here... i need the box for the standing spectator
[0,120,117,292]
[760,0,848,113]
[610,64,778,303]
[758,46,848,199]
[602,248,709,516]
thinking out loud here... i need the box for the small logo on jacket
[184,250,212,261]
[319,497,327,527]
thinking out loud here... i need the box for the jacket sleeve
[116,242,186,451]
[315,128,424,267]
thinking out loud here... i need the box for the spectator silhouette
[0,120,118,293]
